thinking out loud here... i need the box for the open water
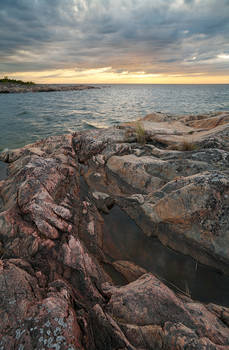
[0,84,229,151]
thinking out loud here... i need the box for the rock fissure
[0,112,229,349]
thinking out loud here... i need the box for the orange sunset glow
[1,0,229,84]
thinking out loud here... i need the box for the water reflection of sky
[0,161,7,181]
[103,205,229,307]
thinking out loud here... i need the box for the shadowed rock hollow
[0,111,229,349]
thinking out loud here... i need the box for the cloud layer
[0,0,229,81]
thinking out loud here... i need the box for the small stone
[92,191,110,200]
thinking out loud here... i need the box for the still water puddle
[0,161,7,181]
[0,161,8,212]
[102,205,229,306]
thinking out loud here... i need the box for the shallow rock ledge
[0,82,98,93]
[0,111,229,349]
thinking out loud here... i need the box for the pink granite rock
[0,112,228,349]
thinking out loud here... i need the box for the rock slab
[0,112,229,349]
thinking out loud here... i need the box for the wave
[17,111,29,116]
[82,120,109,129]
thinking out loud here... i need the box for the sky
[0,0,229,84]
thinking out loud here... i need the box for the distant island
[0,76,98,93]
[0,76,35,85]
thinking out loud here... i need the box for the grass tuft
[135,121,146,145]
[168,137,199,151]
[180,140,198,151]
[184,280,191,298]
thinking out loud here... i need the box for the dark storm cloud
[0,0,229,75]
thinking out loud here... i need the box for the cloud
[0,0,228,79]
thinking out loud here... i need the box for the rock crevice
[0,112,229,349]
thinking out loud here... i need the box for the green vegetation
[135,121,146,145]
[0,76,35,85]
[123,122,147,145]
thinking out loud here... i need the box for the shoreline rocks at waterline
[0,82,98,93]
[0,111,229,349]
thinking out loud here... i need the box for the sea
[0,84,229,151]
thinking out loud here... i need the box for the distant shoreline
[0,83,98,94]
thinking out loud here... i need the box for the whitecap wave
[82,120,109,129]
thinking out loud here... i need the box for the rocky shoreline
[0,111,229,349]
[0,83,98,94]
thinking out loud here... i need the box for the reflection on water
[0,84,229,151]
[0,161,7,181]
[103,205,229,306]
[0,161,7,213]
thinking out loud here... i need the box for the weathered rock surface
[0,82,98,94]
[0,111,229,349]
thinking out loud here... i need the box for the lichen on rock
[0,111,229,349]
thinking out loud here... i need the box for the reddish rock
[102,274,229,349]
[0,112,228,349]
[112,260,147,282]
[0,260,84,350]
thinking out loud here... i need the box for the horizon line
[37,82,229,85]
